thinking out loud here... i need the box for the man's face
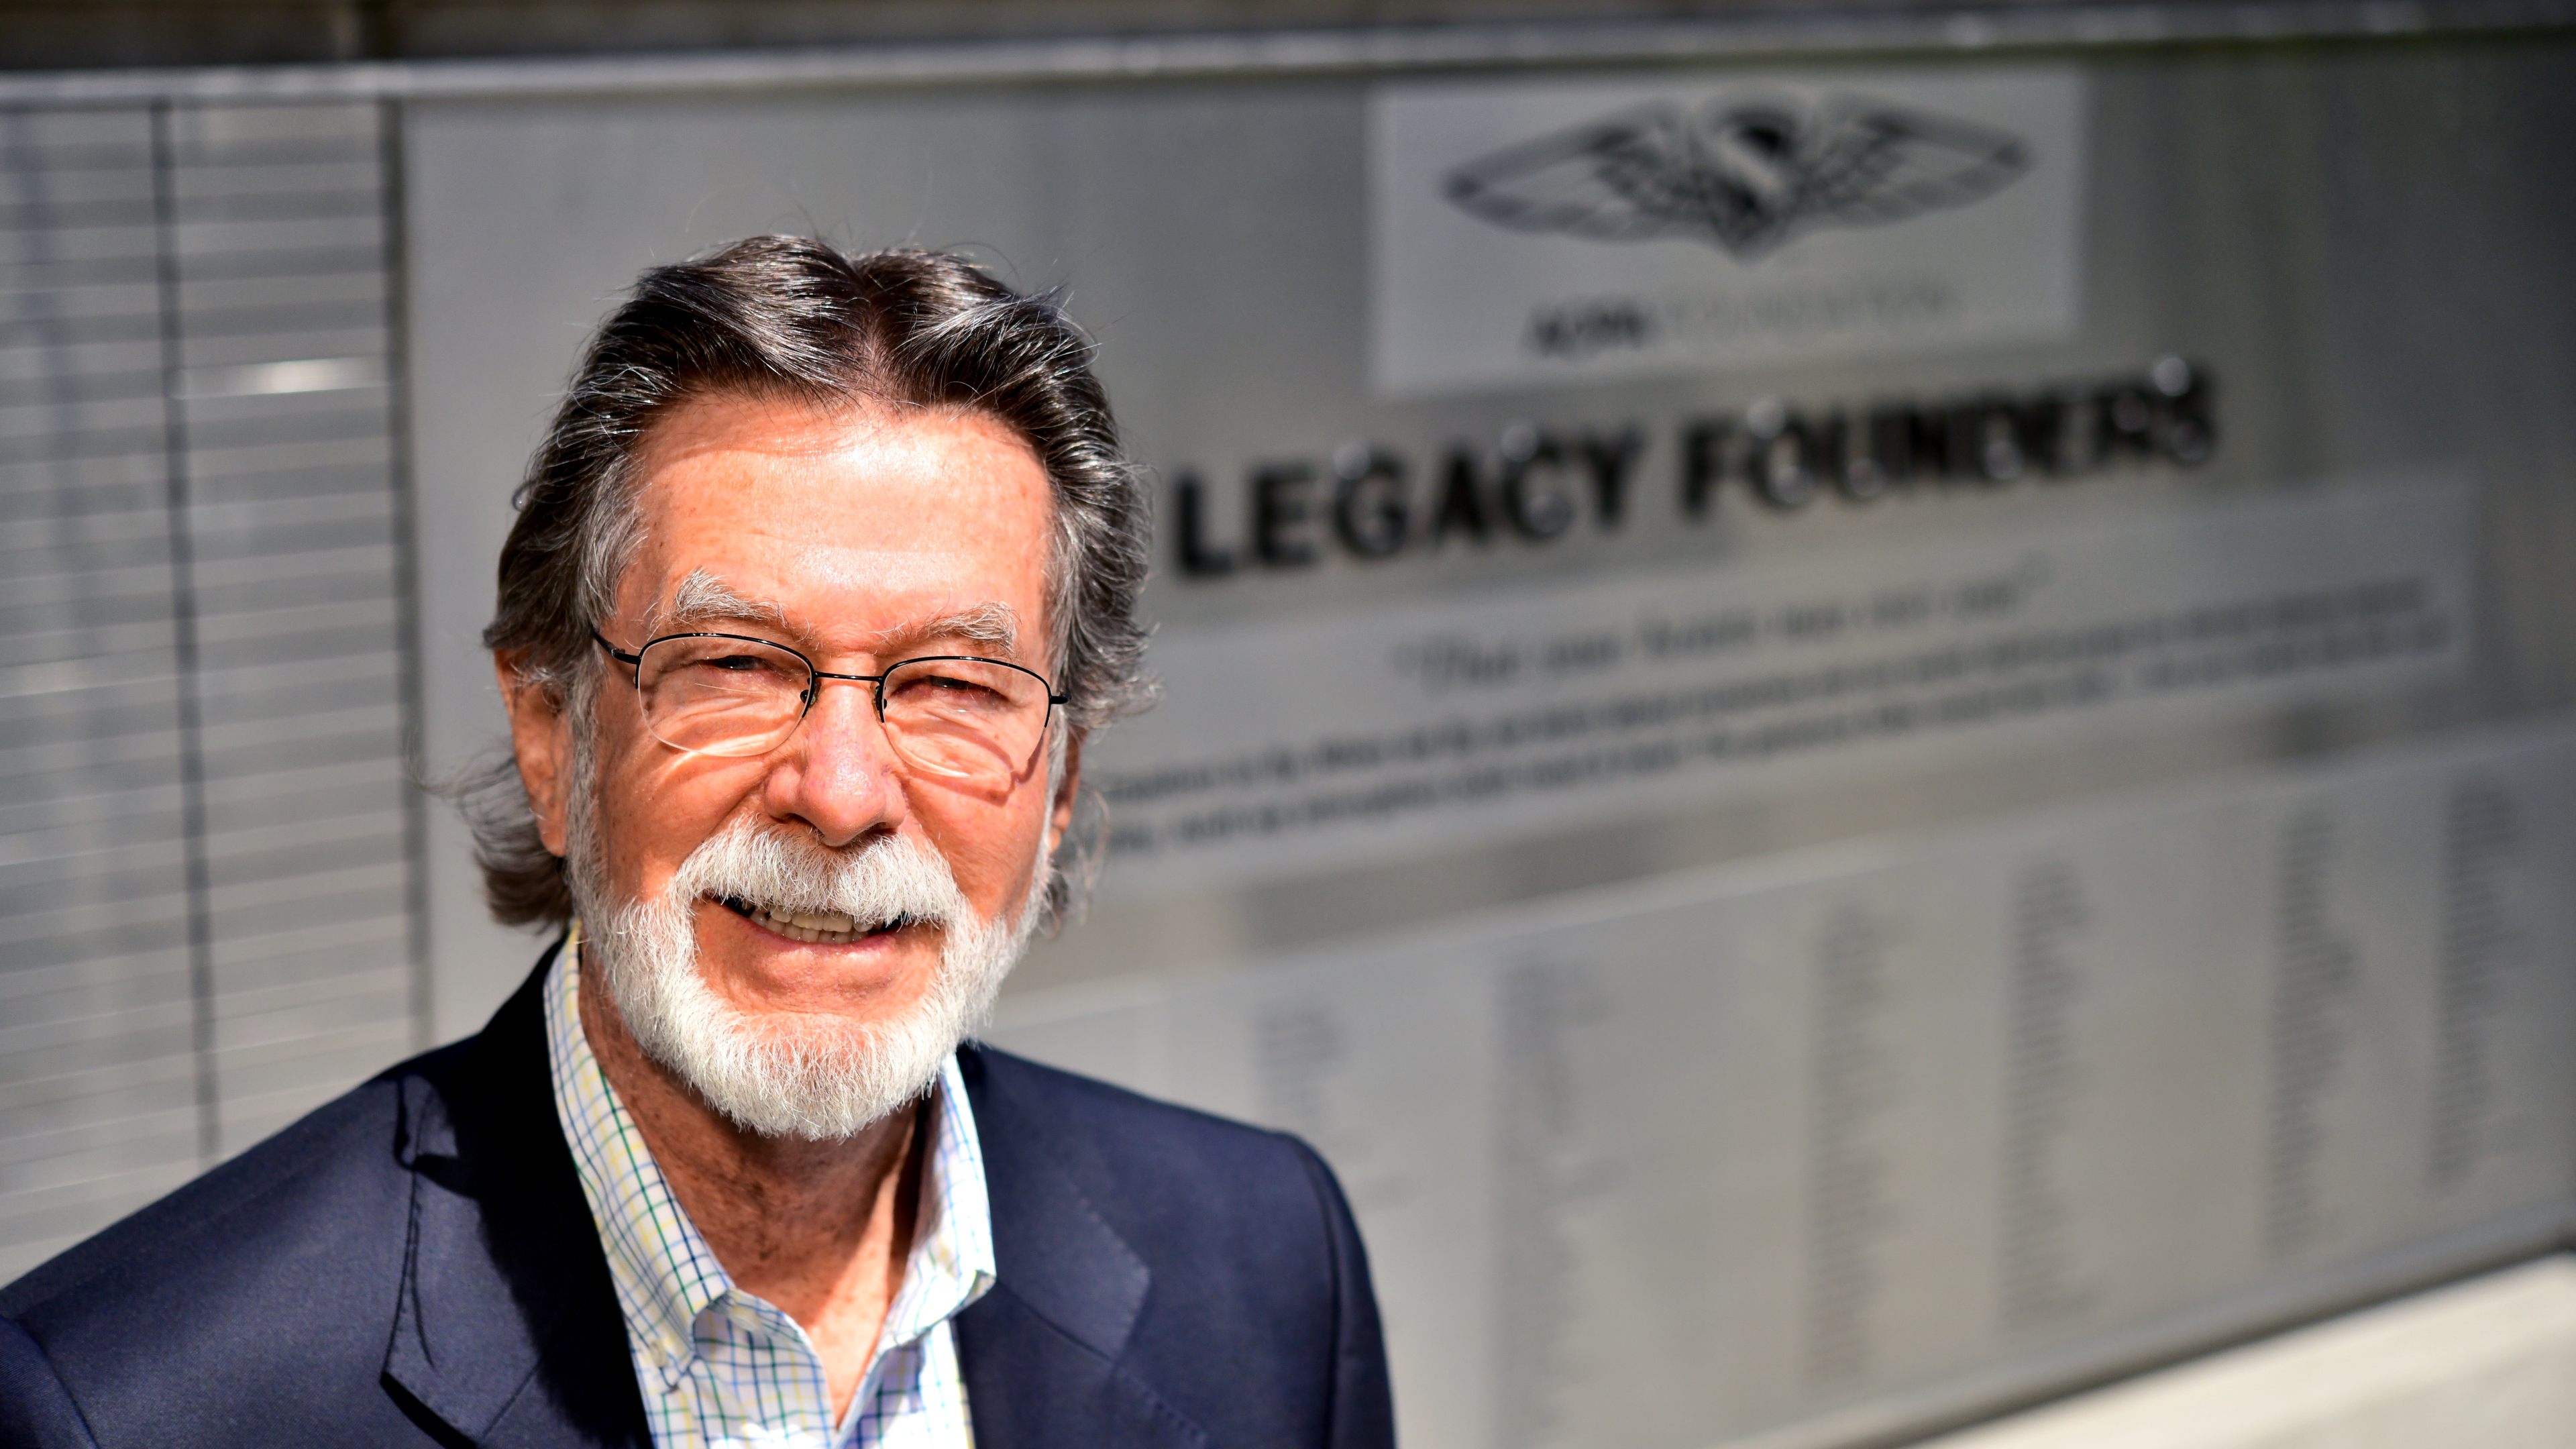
[511,392,1073,1055]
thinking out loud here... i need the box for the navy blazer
[0,954,1395,1448]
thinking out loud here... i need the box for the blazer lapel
[953,1049,1210,1449]
[382,954,650,1448]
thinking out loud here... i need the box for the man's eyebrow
[652,569,788,631]
[884,602,1021,655]
[653,574,1022,657]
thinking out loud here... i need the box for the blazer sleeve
[1291,1140,1397,1449]
[0,1317,99,1449]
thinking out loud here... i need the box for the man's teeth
[741,901,867,943]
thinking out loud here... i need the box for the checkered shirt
[543,928,995,1449]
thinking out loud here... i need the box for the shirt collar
[542,924,997,1387]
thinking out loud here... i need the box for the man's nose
[760,676,908,847]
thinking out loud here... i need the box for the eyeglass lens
[631,635,1051,782]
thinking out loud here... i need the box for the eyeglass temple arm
[589,629,643,667]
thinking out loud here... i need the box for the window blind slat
[0,100,421,1280]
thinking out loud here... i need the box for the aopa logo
[1442,95,2031,259]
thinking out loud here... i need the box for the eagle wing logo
[1442,95,2031,259]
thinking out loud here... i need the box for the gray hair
[464,236,1152,930]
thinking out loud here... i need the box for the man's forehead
[631,396,1051,539]
[637,545,1018,612]
[616,392,1057,655]
[637,389,997,458]
[635,391,1042,489]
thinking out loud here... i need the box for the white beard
[567,808,1048,1141]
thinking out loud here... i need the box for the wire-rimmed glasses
[592,629,1066,787]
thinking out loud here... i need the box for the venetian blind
[0,99,423,1282]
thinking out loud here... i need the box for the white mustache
[669,819,971,934]
[576,812,1043,1140]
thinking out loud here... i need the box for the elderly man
[0,238,1394,1448]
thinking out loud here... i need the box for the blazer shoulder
[0,1036,468,1326]
[0,953,645,1449]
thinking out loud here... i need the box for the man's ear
[1048,731,1084,856]
[496,653,574,858]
